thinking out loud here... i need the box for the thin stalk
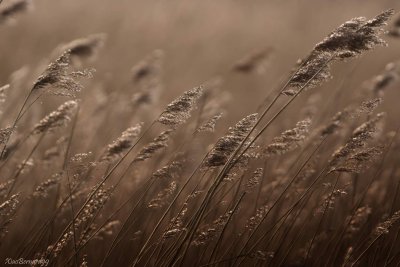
[303,174,340,266]
[47,121,156,261]
[6,133,45,198]
[208,192,245,263]
[0,89,33,158]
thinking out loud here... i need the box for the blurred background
[1,2,400,265]
[1,0,400,142]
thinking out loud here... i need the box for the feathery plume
[163,206,187,240]
[76,186,113,227]
[131,50,164,106]
[320,110,351,138]
[0,136,19,161]
[93,220,120,240]
[193,210,233,246]
[373,210,400,236]
[100,123,143,162]
[76,226,97,246]
[264,118,311,156]
[314,10,394,56]
[352,98,383,117]
[318,186,348,212]
[0,194,19,238]
[79,220,121,244]
[0,84,9,113]
[202,113,258,169]
[32,50,94,97]
[284,10,394,95]
[0,194,19,217]
[389,13,400,37]
[196,113,223,133]
[150,161,183,180]
[0,127,14,144]
[245,204,270,232]
[0,180,12,198]
[133,130,172,163]
[0,0,31,24]
[320,99,381,138]
[345,206,372,238]
[366,62,399,96]
[329,113,384,170]
[148,181,177,209]
[232,47,273,74]
[132,50,163,83]
[284,52,333,95]
[70,152,93,163]
[32,100,78,134]
[53,185,112,257]
[330,146,383,173]
[60,33,106,60]
[33,173,63,198]
[245,168,263,192]
[157,86,203,127]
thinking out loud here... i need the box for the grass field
[1,1,400,266]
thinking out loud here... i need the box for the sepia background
[1,0,400,266]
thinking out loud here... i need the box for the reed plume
[1,4,399,267]
[32,100,78,134]
[0,84,9,112]
[264,118,311,156]
[193,210,233,246]
[32,172,63,198]
[148,181,177,209]
[0,127,14,144]
[329,112,384,170]
[53,185,112,257]
[0,193,19,238]
[150,161,182,180]
[245,204,270,232]
[284,9,394,95]
[353,98,383,117]
[0,180,12,198]
[32,50,94,97]
[131,50,164,106]
[196,113,223,133]
[232,47,273,74]
[163,205,188,240]
[100,123,143,162]
[388,13,400,37]
[320,110,351,138]
[60,33,106,60]
[0,0,31,24]
[345,206,372,238]
[157,86,203,127]
[373,210,400,236]
[330,145,383,173]
[366,62,399,96]
[245,168,263,192]
[133,130,172,162]
[202,113,258,169]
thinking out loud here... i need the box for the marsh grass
[0,5,400,267]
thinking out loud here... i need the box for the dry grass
[1,1,400,267]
